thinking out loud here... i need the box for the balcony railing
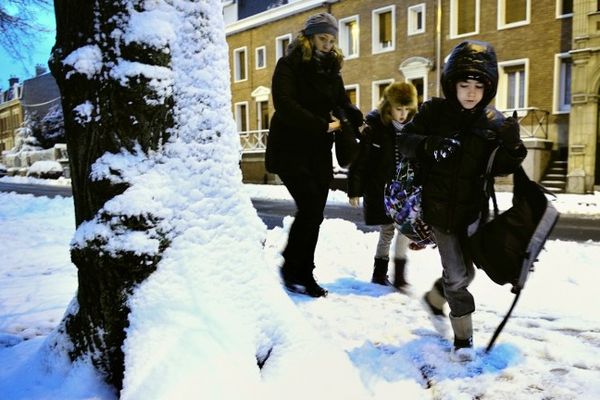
[239,129,268,153]
[500,107,549,139]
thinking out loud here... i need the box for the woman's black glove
[497,112,521,150]
[422,136,461,162]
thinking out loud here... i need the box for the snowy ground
[0,181,599,399]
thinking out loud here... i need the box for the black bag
[468,148,559,352]
[469,165,559,293]
[333,104,362,168]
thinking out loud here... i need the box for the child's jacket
[397,41,527,233]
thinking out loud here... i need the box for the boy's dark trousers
[278,172,330,271]
[432,226,476,318]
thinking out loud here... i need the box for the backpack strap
[486,289,521,353]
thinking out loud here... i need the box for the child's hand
[497,112,521,149]
[349,197,361,207]
[423,136,461,162]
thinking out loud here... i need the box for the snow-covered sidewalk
[0,190,599,399]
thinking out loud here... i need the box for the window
[345,84,360,107]
[372,6,396,54]
[556,0,573,18]
[275,34,292,62]
[554,53,572,113]
[255,46,266,69]
[450,0,479,38]
[233,47,247,82]
[235,102,249,132]
[408,4,426,35]
[408,77,425,106]
[257,100,270,130]
[372,79,394,108]
[498,0,530,29]
[339,16,360,59]
[497,60,529,110]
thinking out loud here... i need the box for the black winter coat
[397,98,527,233]
[348,110,397,225]
[398,40,527,233]
[265,46,351,185]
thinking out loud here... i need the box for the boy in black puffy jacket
[397,40,527,360]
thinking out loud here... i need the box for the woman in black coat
[397,40,527,359]
[265,12,359,297]
[348,82,419,290]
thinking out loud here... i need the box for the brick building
[225,0,596,193]
[0,77,23,152]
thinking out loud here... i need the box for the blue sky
[0,4,56,91]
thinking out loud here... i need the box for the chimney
[35,64,47,76]
[9,77,19,87]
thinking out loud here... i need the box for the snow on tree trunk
[50,0,367,397]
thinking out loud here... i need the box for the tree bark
[49,0,173,389]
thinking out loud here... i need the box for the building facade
[0,78,23,152]
[225,0,599,194]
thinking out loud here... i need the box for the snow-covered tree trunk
[49,0,175,388]
[48,1,368,397]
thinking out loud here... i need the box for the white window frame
[371,79,394,109]
[372,5,396,54]
[275,33,292,62]
[256,99,270,130]
[553,53,572,114]
[255,46,266,70]
[556,0,573,18]
[408,4,426,36]
[496,59,529,112]
[233,46,248,83]
[497,0,531,30]
[345,84,361,108]
[234,101,250,133]
[449,0,480,39]
[338,15,360,60]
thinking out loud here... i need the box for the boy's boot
[450,313,475,362]
[393,258,409,289]
[371,257,393,286]
[421,279,449,336]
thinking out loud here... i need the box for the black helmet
[441,40,499,111]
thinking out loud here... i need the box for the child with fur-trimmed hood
[396,40,527,360]
[348,82,420,291]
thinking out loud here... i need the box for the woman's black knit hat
[303,12,338,37]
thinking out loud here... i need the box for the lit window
[498,0,530,29]
[345,84,360,107]
[233,47,247,82]
[235,102,249,132]
[339,16,360,59]
[372,6,395,54]
[450,0,479,37]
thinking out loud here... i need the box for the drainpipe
[436,0,442,97]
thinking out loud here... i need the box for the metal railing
[500,107,549,139]
[239,129,268,153]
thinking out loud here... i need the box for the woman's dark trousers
[278,172,330,276]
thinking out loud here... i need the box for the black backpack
[469,148,560,351]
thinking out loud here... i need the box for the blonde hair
[378,82,418,125]
[291,33,345,67]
